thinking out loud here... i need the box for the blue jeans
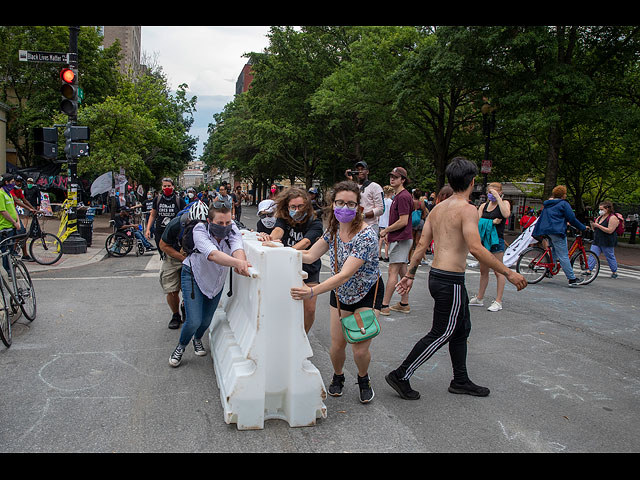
[548,234,575,280]
[0,228,16,273]
[179,264,223,347]
[589,245,617,273]
[133,230,152,248]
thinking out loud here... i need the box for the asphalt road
[1,219,639,453]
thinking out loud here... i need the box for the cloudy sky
[140,26,272,158]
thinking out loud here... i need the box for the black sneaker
[448,379,490,397]
[193,338,206,356]
[357,374,375,403]
[385,370,420,400]
[168,313,181,329]
[328,373,345,397]
[169,345,185,367]
[21,255,34,262]
[568,278,580,287]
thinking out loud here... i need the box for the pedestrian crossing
[320,254,640,281]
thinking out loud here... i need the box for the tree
[0,25,120,168]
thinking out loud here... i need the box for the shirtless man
[385,157,527,400]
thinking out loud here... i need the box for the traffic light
[63,125,90,158]
[60,67,78,116]
[33,127,58,159]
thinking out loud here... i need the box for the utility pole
[61,26,87,254]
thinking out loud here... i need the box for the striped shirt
[182,222,244,299]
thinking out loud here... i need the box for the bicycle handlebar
[0,229,29,249]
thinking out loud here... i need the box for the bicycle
[515,227,600,285]
[0,230,37,348]
[17,212,64,265]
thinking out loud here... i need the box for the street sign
[19,50,69,63]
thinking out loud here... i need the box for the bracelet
[309,287,314,298]
[404,275,415,280]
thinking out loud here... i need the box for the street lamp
[481,102,496,193]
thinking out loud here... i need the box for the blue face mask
[289,209,307,222]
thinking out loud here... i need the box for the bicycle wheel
[29,233,63,265]
[13,260,36,321]
[571,250,600,285]
[105,233,133,257]
[0,285,11,347]
[516,246,549,284]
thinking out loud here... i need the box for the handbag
[333,237,381,344]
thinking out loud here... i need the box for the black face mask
[208,222,233,239]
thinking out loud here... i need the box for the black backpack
[180,219,206,255]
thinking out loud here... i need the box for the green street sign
[78,87,84,104]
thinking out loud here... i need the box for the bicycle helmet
[188,200,209,221]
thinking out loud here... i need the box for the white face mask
[261,216,277,229]
[598,209,605,216]
[188,192,195,199]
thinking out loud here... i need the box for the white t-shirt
[379,197,393,228]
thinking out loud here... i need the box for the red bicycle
[516,228,600,285]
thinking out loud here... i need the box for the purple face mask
[487,193,497,202]
[334,206,357,223]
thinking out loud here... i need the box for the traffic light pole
[61,25,87,254]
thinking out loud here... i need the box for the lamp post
[481,102,496,194]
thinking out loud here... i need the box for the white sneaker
[487,300,503,312]
[468,296,484,307]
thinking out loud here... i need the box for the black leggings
[396,268,471,384]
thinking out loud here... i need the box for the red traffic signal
[60,68,75,84]
[60,67,78,116]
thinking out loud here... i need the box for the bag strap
[333,236,342,317]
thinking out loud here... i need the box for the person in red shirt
[519,207,536,230]
[11,176,37,261]
[379,167,413,315]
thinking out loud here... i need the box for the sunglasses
[211,199,232,209]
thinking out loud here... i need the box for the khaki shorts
[160,255,182,294]
[388,239,412,264]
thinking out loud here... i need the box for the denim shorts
[490,237,505,253]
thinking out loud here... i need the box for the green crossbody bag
[334,238,381,344]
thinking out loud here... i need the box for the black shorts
[330,277,384,312]
[305,269,320,284]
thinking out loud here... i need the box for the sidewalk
[27,212,114,273]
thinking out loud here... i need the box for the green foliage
[0,25,197,189]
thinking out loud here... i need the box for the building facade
[100,26,142,77]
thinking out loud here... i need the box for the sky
[140,26,272,159]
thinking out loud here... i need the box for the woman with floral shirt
[290,181,384,404]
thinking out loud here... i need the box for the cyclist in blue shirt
[532,185,586,286]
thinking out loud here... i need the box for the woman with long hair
[290,181,383,404]
[469,182,511,312]
[589,200,621,278]
[258,187,324,333]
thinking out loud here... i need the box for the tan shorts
[159,255,182,294]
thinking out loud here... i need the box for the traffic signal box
[33,127,58,159]
[64,125,90,158]
[60,67,78,116]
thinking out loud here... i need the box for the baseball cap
[257,199,277,215]
[389,167,410,182]
[355,161,368,169]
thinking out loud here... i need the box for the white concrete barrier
[209,230,327,430]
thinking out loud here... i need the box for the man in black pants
[385,157,527,400]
